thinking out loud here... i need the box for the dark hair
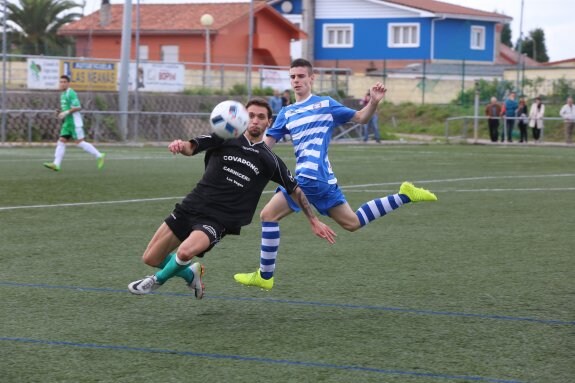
[246,97,272,119]
[60,75,70,82]
[290,58,313,74]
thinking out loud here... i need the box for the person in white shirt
[528,96,545,143]
[559,96,574,144]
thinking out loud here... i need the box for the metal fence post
[460,60,466,106]
[473,84,480,142]
[27,114,33,143]
[156,114,162,141]
[421,59,426,105]
[94,113,101,143]
[220,64,224,93]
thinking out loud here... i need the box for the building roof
[385,0,512,22]
[544,57,575,67]
[497,44,542,67]
[59,1,299,36]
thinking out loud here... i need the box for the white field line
[344,188,575,193]
[0,156,184,162]
[340,173,575,189]
[0,197,183,211]
[1,174,574,211]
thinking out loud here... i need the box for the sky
[439,0,573,62]
[79,0,574,62]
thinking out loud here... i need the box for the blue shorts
[277,176,346,216]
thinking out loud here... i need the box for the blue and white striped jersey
[266,95,356,184]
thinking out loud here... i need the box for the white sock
[77,141,102,158]
[54,141,66,166]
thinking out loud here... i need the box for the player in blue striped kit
[234,59,437,290]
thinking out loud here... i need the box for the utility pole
[118,0,132,141]
[247,0,254,99]
[302,0,314,62]
[1,0,7,142]
[515,0,524,93]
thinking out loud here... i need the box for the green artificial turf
[0,144,573,383]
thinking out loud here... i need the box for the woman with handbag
[529,96,545,143]
[517,97,529,143]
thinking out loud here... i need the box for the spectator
[360,90,381,143]
[559,96,574,144]
[485,96,502,142]
[516,97,529,143]
[501,91,518,142]
[528,96,545,143]
[268,89,283,123]
[281,89,292,107]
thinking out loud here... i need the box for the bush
[229,83,247,95]
[453,79,514,106]
[551,78,575,103]
[183,87,213,96]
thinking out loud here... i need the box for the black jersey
[178,134,298,233]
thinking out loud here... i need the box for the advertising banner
[126,62,185,93]
[260,68,291,92]
[61,60,118,91]
[27,59,184,93]
[27,58,60,90]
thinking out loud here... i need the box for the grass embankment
[378,102,563,142]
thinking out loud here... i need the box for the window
[138,45,149,60]
[388,23,420,48]
[470,26,486,50]
[160,45,179,63]
[323,24,353,48]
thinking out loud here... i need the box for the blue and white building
[269,0,512,71]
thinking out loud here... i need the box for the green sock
[155,253,192,284]
[157,252,194,284]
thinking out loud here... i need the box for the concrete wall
[503,66,575,98]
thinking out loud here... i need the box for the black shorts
[164,206,226,257]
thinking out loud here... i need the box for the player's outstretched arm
[291,187,337,244]
[264,135,277,149]
[352,82,386,124]
[168,139,196,156]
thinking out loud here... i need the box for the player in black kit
[128,98,336,297]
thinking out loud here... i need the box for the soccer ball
[209,100,249,139]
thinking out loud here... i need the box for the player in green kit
[43,75,105,171]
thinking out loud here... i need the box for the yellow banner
[60,60,118,91]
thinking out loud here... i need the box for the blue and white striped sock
[260,221,280,280]
[355,193,410,227]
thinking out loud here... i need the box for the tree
[6,0,81,55]
[518,28,550,63]
[500,23,512,47]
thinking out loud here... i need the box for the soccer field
[1,144,573,383]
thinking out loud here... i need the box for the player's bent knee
[331,215,361,232]
[141,252,158,267]
[260,208,281,222]
[174,248,198,262]
[341,223,361,232]
[176,253,196,263]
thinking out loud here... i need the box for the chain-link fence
[2,108,372,143]
[3,109,212,143]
